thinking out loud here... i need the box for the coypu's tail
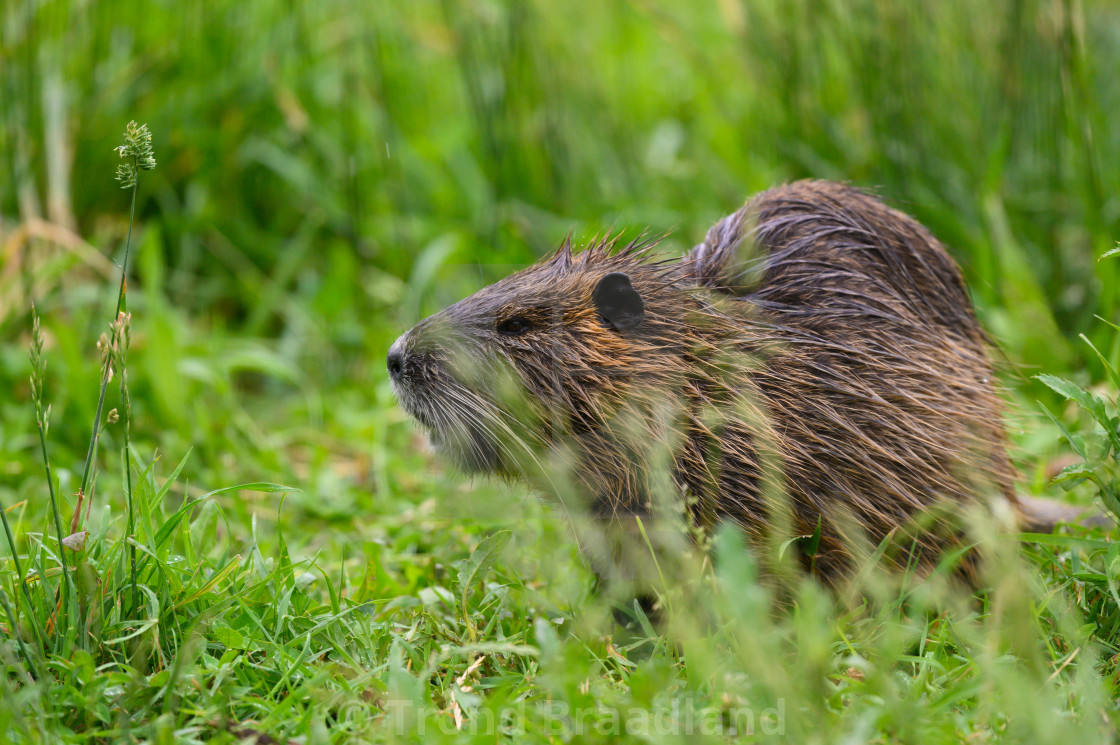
[1015,494,1113,532]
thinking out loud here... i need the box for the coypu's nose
[387,336,406,380]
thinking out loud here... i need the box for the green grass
[3,0,1120,742]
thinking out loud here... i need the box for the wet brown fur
[389,180,1083,584]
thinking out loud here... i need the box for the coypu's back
[684,181,983,339]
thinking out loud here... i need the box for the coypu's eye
[496,315,534,336]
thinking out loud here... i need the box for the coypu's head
[388,239,722,478]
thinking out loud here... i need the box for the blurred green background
[2,0,1119,526]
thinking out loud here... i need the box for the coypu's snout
[387,331,433,406]
[387,328,442,387]
[386,335,406,381]
[387,329,446,446]
[386,331,427,415]
[386,322,523,474]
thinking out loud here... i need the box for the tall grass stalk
[75,121,155,616]
[112,312,137,611]
[29,307,71,641]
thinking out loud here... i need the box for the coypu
[388,180,1093,585]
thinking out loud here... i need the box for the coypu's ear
[593,272,645,331]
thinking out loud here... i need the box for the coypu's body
[389,181,1057,583]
